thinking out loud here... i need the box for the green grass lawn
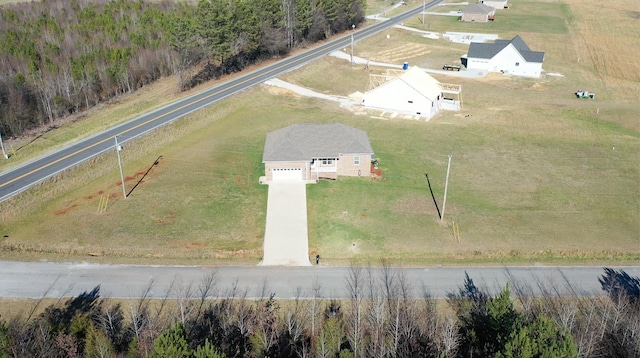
[2,69,636,265]
[0,0,637,266]
[404,0,569,35]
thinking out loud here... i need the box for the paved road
[1,261,637,299]
[0,0,443,202]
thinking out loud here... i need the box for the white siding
[480,0,507,9]
[467,58,490,71]
[491,45,542,77]
[489,45,523,72]
[272,168,303,181]
[467,44,543,78]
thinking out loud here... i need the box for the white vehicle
[575,90,595,99]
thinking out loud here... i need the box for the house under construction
[363,67,462,117]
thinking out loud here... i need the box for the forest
[0,0,366,138]
[0,268,637,357]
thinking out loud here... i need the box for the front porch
[310,158,338,180]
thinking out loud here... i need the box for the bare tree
[436,316,459,357]
[172,271,219,335]
[281,0,295,48]
[127,279,155,356]
[251,293,279,357]
[345,263,364,358]
[284,288,306,344]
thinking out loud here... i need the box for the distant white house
[362,67,461,118]
[479,0,508,9]
[462,35,544,78]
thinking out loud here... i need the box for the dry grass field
[0,0,638,266]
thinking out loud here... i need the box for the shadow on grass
[425,173,441,220]
[13,125,59,154]
[126,155,163,198]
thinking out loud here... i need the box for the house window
[515,62,520,66]
[354,156,360,165]
[322,158,333,165]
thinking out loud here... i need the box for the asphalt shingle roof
[262,123,374,162]
[467,35,544,63]
[464,3,494,14]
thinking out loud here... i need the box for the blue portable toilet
[402,62,409,70]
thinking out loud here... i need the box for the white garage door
[272,168,302,181]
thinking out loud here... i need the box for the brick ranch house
[461,3,495,22]
[262,123,374,182]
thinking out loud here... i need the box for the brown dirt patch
[184,242,205,249]
[370,42,432,63]
[54,203,78,216]
[155,212,177,225]
[264,85,299,97]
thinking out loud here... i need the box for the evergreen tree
[151,322,192,358]
[197,0,237,63]
[0,320,10,358]
[486,284,519,352]
[193,339,225,358]
[497,316,577,358]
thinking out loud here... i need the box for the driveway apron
[261,182,311,266]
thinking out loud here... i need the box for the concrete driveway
[260,182,312,266]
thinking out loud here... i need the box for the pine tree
[151,323,191,358]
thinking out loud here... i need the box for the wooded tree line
[0,267,637,357]
[0,0,366,138]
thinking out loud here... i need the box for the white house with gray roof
[479,0,508,9]
[462,35,544,78]
[262,123,374,182]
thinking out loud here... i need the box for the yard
[0,0,637,266]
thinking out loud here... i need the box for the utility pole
[422,0,425,25]
[350,24,355,67]
[114,135,127,199]
[441,155,452,222]
[0,131,7,159]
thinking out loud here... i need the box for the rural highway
[1,261,638,299]
[0,0,443,202]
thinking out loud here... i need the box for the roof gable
[400,67,442,99]
[263,124,373,162]
[368,66,441,101]
[464,3,494,14]
[467,35,544,63]
[467,41,506,59]
[509,35,531,52]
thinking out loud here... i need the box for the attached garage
[272,168,303,181]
